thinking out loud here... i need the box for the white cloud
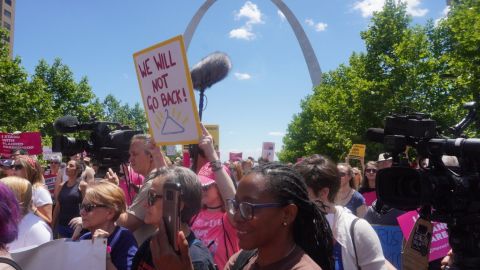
[235,1,264,26]
[277,10,286,22]
[230,1,264,41]
[353,0,428,18]
[305,18,327,32]
[229,27,255,40]
[435,6,450,26]
[234,72,252,80]
[315,22,328,32]
[305,18,314,26]
[268,131,285,137]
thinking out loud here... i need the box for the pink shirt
[191,210,239,270]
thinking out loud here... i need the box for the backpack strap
[230,249,257,270]
[350,218,361,270]
[0,257,23,270]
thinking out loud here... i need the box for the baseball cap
[197,162,230,186]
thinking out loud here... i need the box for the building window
[4,9,11,19]
[3,21,10,30]
[5,0,12,6]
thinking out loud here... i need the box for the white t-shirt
[32,186,53,207]
[8,212,53,251]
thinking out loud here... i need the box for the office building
[0,0,15,58]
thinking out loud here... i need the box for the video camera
[52,115,142,177]
[367,102,480,269]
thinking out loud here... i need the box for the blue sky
[14,0,448,161]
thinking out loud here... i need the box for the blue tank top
[344,191,365,216]
[58,181,82,226]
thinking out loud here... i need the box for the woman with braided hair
[223,162,334,269]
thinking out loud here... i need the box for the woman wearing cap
[335,163,367,218]
[13,155,53,224]
[79,181,138,270]
[190,124,239,270]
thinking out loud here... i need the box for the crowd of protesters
[0,129,457,270]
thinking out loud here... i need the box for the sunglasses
[339,172,348,177]
[226,199,285,220]
[12,164,23,170]
[50,161,60,165]
[147,190,163,206]
[366,169,377,174]
[79,203,107,212]
[202,184,214,192]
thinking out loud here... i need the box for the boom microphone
[366,128,385,143]
[190,52,232,90]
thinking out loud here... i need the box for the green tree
[31,58,103,138]
[102,94,147,132]
[279,0,479,162]
[0,29,54,133]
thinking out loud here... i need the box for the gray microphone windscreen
[190,52,232,90]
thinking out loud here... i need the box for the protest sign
[372,225,403,270]
[44,173,56,194]
[397,210,450,261]
[12,238,107,270]
[166,145,177,156]
[229,152,243,162]
[348,144,366,158]
[0,132,42,156]
[262,142,275,162]
[134,35,201,146]
[363,191,377,206]
[204,124,219,151]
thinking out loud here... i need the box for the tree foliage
[0,30,147,146]
[279,0,480,162]
[101,94,147,132]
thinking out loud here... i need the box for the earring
[283,221,288,226]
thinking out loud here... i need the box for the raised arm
[198,123,236,203]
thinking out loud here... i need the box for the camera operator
[116,134,167,245]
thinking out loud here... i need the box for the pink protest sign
[229,152,242,162]
[362,191,377,206]
[0,132,42,156]
[397,210,451,261]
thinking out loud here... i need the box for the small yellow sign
[204,124,219,151]
[348,144,366,158]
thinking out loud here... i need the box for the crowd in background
[0,131,454,270]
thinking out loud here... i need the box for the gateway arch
[183,0,322,86]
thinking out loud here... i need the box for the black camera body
[52,115,142,176]
[368,103,480,269]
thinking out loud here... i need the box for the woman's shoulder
[350,191,365,204]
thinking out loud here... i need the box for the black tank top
[58,180,82,226]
